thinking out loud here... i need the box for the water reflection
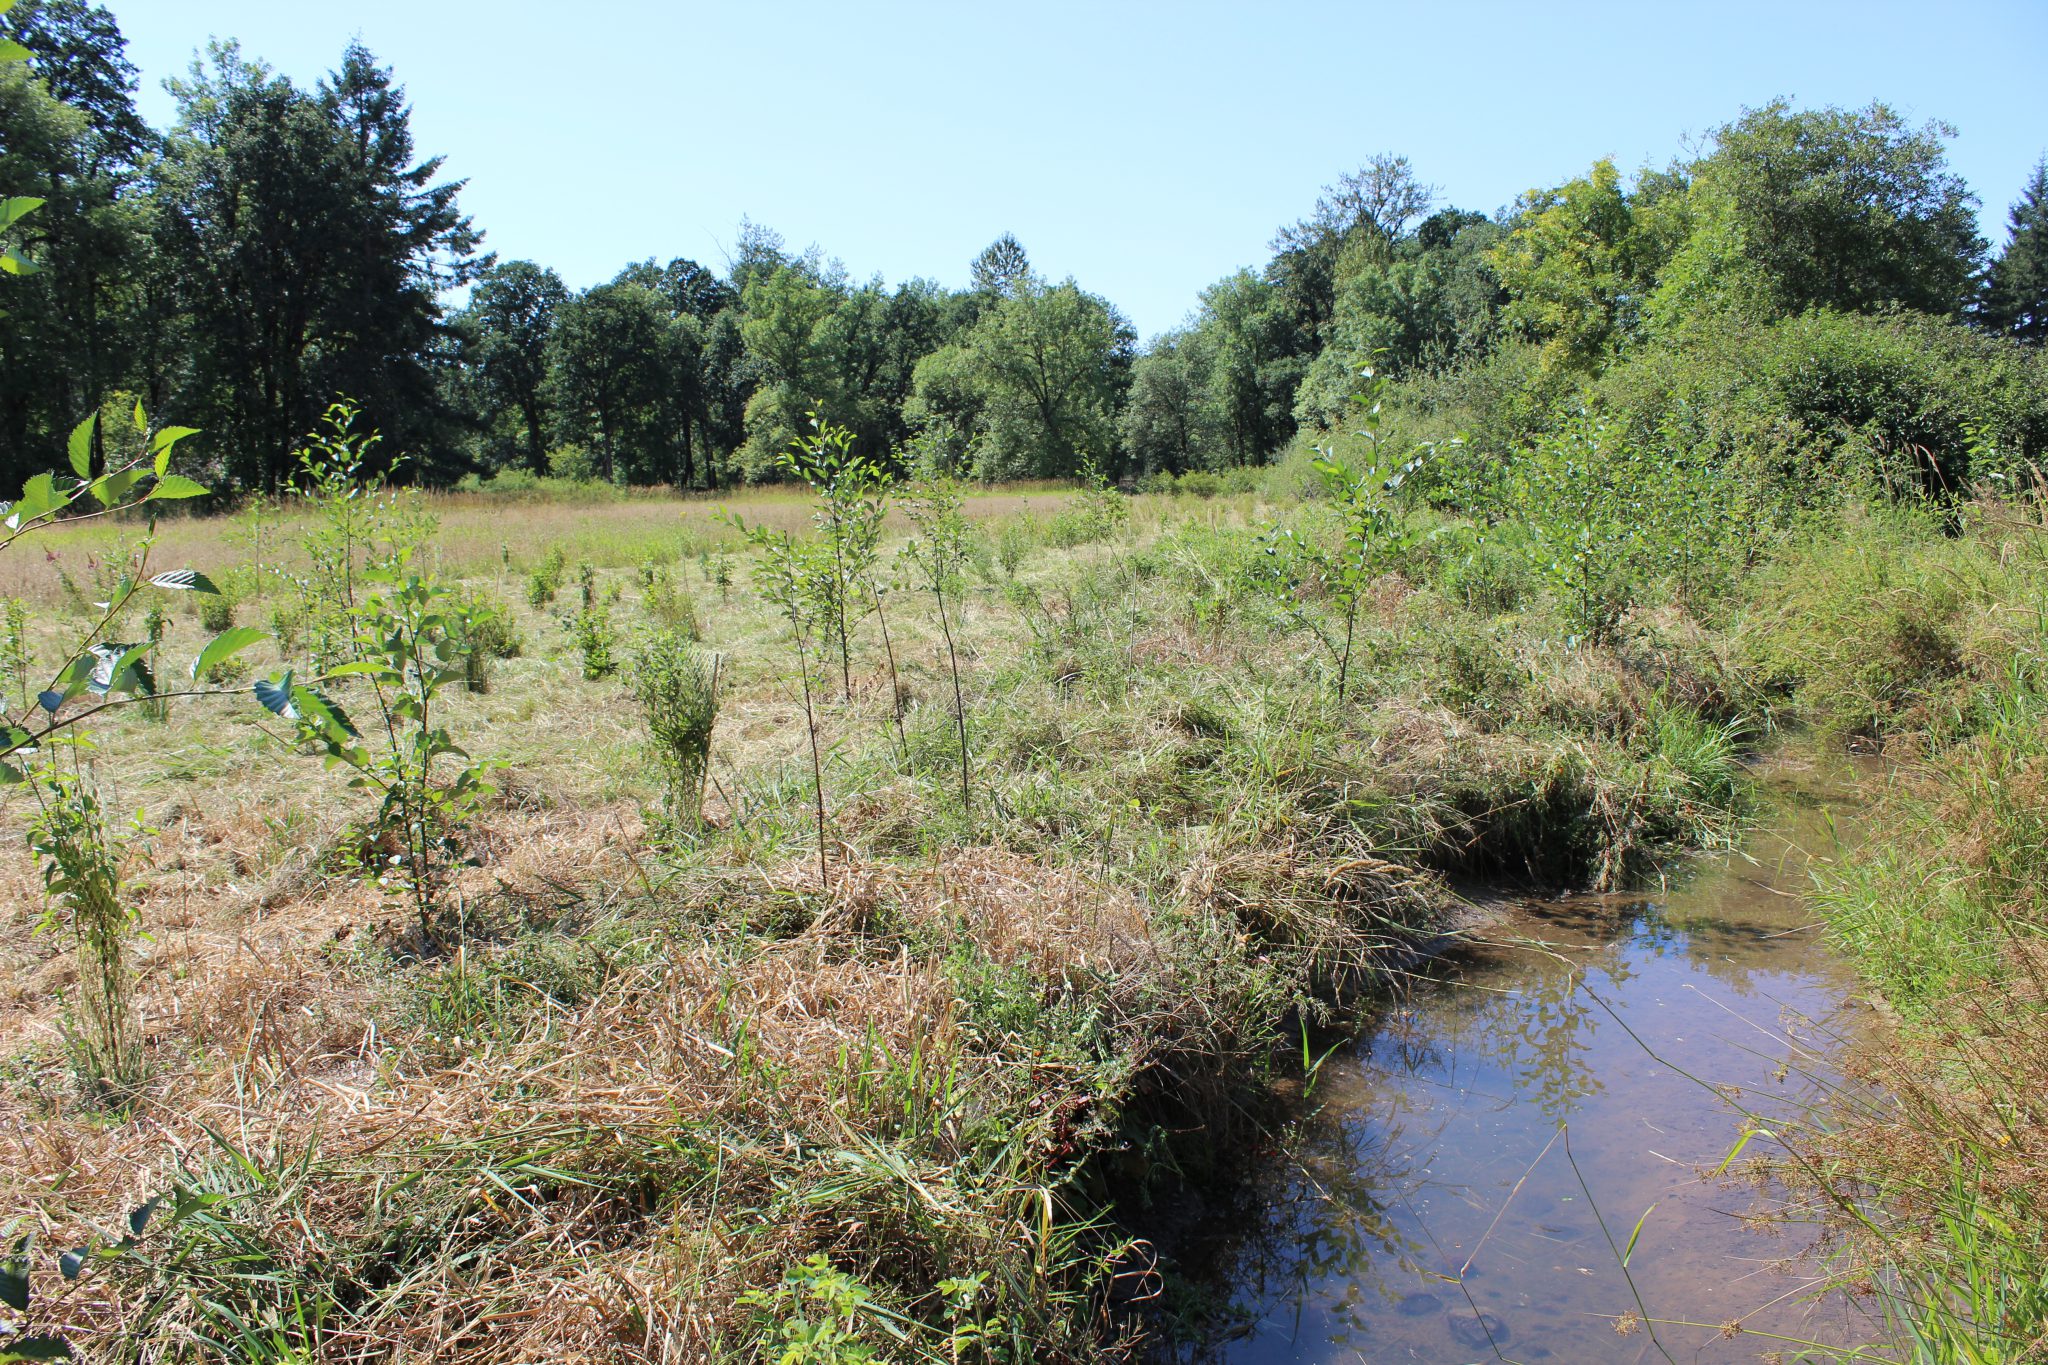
[1188,783,1884,1363]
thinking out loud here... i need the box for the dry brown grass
[0,483,1077,608]
[0,487,1766,1360]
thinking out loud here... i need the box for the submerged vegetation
[0,1,2044,1360]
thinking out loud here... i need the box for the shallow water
[1201,760,1882,1363]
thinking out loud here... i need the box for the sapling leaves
[0,1238,27,1312]
[66,415,95,479]
[190,627,267,681]
[145,569,217,593]
[253,670,297,718]
[85,643,152,697]
[143,475,207,502]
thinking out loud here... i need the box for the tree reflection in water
[1177,806,1883,1365]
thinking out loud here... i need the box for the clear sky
[101,0,2048,339]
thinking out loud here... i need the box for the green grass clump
[525,544,567,606]
[629,630,720,832]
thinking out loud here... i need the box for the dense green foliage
[2,2,2042,498]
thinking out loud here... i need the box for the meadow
[0,421,1779,1358]
[4,403,2041,1362]
[5,4,2047,1353]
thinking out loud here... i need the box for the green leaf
[127,1196,162,1237]
[0,247,38,277]
[90,465,142,507]
[0,196,40,230]
[0,39,32,65]
[290,685,357,740]
[87,642,152,697]
[0,761,23,785]
[131,398,146,434]
[317,660,395,681]
[0,1248,26,1312]
[66,414,96,480]
[39,654,94,713]
[1622,1202,1657,1268]
[148,569,219,594]
[253,671,297,718]
[149,425,199,454]
[0,1337,75,1361]
[143,473,208,502]
[6,471,62,529]
[191,627,267,681]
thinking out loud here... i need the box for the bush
[547,443,599,483]
[1382,338,1575,456]
[644,568,701,638]
[629,629,721,830]
[197,592,236,632]
[27,765,145,1095]
[571,606,617,680]
[1457,413,1762,640]
[1437,537,1532,614]
[269,600,306,658]
[1594,309,2048,496]
[454,467,625,502]
[526,546,566,607]
[1042,505,1103,548]
[456,588,522,692]
[993,515,1038,576]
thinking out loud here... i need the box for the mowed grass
[0,482,1794,1360]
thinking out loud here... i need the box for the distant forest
[2,0,2045,494]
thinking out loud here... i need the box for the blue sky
[102,1,2048,339]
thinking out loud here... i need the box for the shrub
[1437,537,1531,613]
[27,763,147,1095]
[572,606,617,680]
[547,443,598,482]
[196,591,235,633]
[261,565,501,944]
[1044,505,1105,548]
[1044,459,1130,548]
[461,588,523,660]
[1,596,31,708]
[526,545,566,607]
[269,600,306,658]
[1454,412,1760,641]
[994,514,1039,575]
[456,588,522,692]
[278,401,438,669]
[629,629,721,831]
[1260,365,1429,695]
[1594,310,2048,496]
[645,568,701,638]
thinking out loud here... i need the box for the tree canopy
[0,6,2036,492]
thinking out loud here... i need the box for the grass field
[0,470,2041,1361]
[0,471,1777,1361]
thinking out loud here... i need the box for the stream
[1193,754,1884,1363]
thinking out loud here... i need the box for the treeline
[2,0,2046,495]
